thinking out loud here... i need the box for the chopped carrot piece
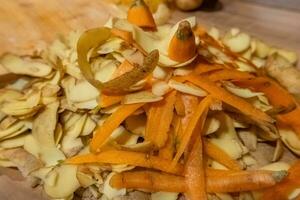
[204,140,242,170]
[111,28,134,44]
[145,91,177,148]
[127,0,156,29]
[110,169,287,193]
[168,21,197,62]
[90,103,145,152]
[173,96,212,164]
[194,63,224,75]
[185,75,274,126]
[185,136,207,200]
[208,69,255,82]
[66,150,184,175]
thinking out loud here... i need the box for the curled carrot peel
[185,136,207,200]
[185,75,275,126]
[204,140,242,171]
[127,0,156,29]
[145,91,177,148]
[207,69,255,82]
[168,21,197,62]
[66,150,184,175]
[90,103,145,152]
[173,95,212,165]
[262,161,300,200]
[110,169,287,193]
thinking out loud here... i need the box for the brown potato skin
[175,0,203,11]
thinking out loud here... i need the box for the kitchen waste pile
[0,0,300,199]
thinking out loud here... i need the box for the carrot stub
[90,103,145,152]
[110,169,287,193]
[66,150,184,175]
[127,0,156,29]
[168,21,197,62]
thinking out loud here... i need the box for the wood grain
[0,0,299,199]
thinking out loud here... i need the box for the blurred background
[0,0,299,57]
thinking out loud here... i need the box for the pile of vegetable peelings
[1,0,300,200]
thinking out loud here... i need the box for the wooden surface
[0,0,300,199]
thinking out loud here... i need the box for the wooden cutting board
[0,0,299,199]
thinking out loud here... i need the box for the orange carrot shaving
[173,96,212,164]
[110,169,287,193]
[185,75,274,125]
[207,69,255,82]
[159,129,175,160]
[99,94,124,108]
[66,150,184,175]
[111,28,134,44]
[262,161,300,200]
[127,0,156,29]
[110,170,185,193]
[207,170,287,193]
[278,107,300,137]
[185,136,207,200]
[168,21,197,62]
[180,94,199,132]
[204,140,242,170]
[90,103,144,152]
[145,91,177,148]
[234,77,295,109]
[194,63,224,75]
[234,77,300,136]
[174,93,185,116]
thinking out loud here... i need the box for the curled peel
[77,27,159,94]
